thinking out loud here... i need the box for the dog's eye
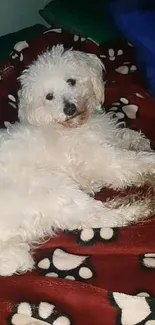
[46,93,54,100]
[67,79,76,86]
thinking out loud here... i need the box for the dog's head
[18,44,105,127]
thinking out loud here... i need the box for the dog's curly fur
[0,44,154,276]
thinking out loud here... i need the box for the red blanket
[1,27,155,325]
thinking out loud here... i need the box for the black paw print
[100,48,123,61]
[109,291,155,325]
[140,253,155,269]
[108,97,139,126]
[37,248,94,281]
[8,301,71,325]
[70,227,118,246]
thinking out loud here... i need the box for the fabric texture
[0,26,155,325]
[39,0,121,44]
[108,1,155,98]
[0,24,46,64]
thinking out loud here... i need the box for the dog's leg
[0,240,34,276]
[56,190,155,229]
[44,175,154,230]
[0,178,153,277]
[0,173,153,277]
[116,128,151,151]
[77,146,155,191]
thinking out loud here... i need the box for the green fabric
[0,24,46,63]
[39,0,121,44]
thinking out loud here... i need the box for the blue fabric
[108,0,155,11]
[107,0,155,98]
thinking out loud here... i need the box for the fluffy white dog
[0,44,155,276]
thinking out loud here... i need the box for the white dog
[0,44,154,276]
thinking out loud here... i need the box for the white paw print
[136,291,151,298]
[109,291,155,325]
[141,253,155,269]
[108,97,139,126]
[71,227,118,245]
[37,248,94,281]
[100,48,123,61]
[128,42,134,47]
[115,62,137,75]
[73,35,86,42]
[9,301,71,325]
[43,28,62,34]
[11,41,29,61]
[87,38,99,46]
[8,94,17,109]
[134,92,145,99]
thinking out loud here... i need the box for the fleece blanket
[0,27,155,325]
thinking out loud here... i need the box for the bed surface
[1,27,155,325]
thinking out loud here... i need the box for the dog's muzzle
[63,101,76,116]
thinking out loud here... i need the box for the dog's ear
[86,53,105,108]
[72,50,105,110]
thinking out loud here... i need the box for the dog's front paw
[135,136,151,152]
[0,243,34,276]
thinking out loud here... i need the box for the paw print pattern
[70,227,118,246]
[99,45,137,74]
[109,291,155,325]
[134,92,145,99]
[37,248,94,281]
[8,301,71,325]
[108,97,139,126]
[11,41,29,61]
[128,42,134,47]
[8,94,17,109]
[140,253,155,269]
[100,48,123,61]
[115,62,137,75]
[73,35,87,42]
[134,291,151,298]
[43,28,62,34]
[87,38,99,46]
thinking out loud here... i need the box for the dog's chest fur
[0,114,116,184]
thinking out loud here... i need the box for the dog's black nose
[63,102,76,116]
